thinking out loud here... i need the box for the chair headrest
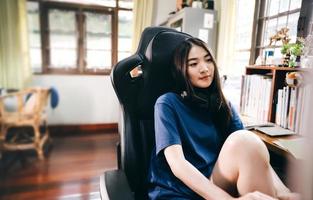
[111,27,192,119]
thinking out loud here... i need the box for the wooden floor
[0,132,119,200]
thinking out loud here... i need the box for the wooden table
[251,130,302,159]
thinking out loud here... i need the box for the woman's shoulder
[155,92,182,105]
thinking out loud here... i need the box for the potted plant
[280,38,304,67]
[281,43,291,55]
[290,37,304,67]
[281,43,291,67]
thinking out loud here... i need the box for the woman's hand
[277,192,301,200]
[237,191,278,200]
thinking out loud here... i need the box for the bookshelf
[164,7,218,55]
[241,65,300,124]
[241,66,311,192]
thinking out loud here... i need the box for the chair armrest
[99,169,134,200]
[116,142,121,169]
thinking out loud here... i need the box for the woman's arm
[164,145,280,200]
[164,144,233,200]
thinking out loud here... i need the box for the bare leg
[211,130,276,197]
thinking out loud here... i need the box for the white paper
[198,29,208,43]
[203,13,214,29]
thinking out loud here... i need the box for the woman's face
[187,45,214,88]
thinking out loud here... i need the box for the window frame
[250,0,302,65]
[28,0,132,75]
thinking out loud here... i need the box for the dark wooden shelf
[243,65,301,123]
[246,65,301,71]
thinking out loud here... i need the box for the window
[252,0,302,64]
[26,0,133,75]
[232,0,256,75]
[48,8,78,70]
[118,10,133,61]
[85,11,113,71]
[27,1,41,73]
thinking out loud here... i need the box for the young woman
[148,38,299,200]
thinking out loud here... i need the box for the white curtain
[131,0,154,53]
[215,0,237,74]
[0,0,32,89]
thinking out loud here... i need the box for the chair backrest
[0,87,50,120]
[22,88,50,117]
[111,27,191,199]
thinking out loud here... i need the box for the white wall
[152,0,176,25]
[32,75,119,125]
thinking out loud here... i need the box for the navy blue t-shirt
[148,92,244,199]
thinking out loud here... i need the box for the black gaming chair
[99,27,192,200]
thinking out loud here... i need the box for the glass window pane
[86,50,111,69]
[234,0,255,50]
[50,34,77,49]
[289,0,302,10]
[30,48,42,71]
[279,0,290,13]
[263,18,278,46]
[50,49,77,68]
[27,1,41,71]
[233,51,251,75]
[268,0,280,16]
[27,2,40,44]
[118,37,132,52]
[49,9,76,32]
[49,9,77,49]
[49,9,77,68]
[87,36,111,50]
[119,0,133,9]
[29,30,41,47]
[86,12,112,50]
[288,12,300,42]
[263,21,269,47]
[118,10,133,61]
[277,16,287,30]
[118,52,131,61]
[85,11,112,69]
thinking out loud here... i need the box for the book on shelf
[240,74,272,122]
[295,84,311,135]
[275,89,283,126]
[274,84,310,135]
[282,86,290,129]
[287,87,297,131]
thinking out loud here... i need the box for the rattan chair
[0,87,50,159]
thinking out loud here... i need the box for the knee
[223,130,270,162]
[225,130,263,145]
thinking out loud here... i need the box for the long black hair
[172,37,232,141]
